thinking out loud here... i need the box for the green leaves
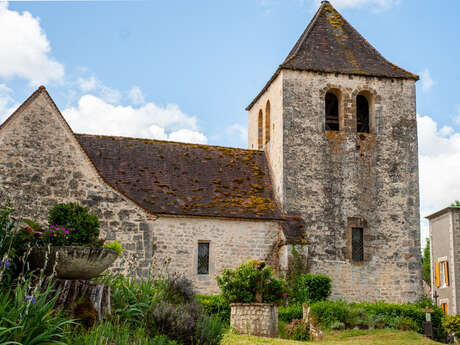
[48,202,101,247]
[216,260,287,304]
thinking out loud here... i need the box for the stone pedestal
[230,303,278,337]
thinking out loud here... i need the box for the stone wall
[0,89,283,293]
[151,215,282,294]
[280,70,422,302]
[230,303,278,337]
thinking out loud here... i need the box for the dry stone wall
[280,70,422,302]
[230,303,278,337]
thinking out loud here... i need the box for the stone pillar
[230,303,278,337]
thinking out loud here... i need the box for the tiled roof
[247,1,418,110]
[76,134,283,220]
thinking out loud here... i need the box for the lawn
[222,329,442,345]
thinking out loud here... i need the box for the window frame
[197,241,210,275]
[325,89,342,131]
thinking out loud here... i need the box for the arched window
[265,100,271,144]
[356,94,370,133]
[258,110,263,149]
[325,92,339,131]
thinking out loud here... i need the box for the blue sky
[0,0,459,241]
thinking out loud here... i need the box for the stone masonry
[230,303,278,337]
[249,69,422,303]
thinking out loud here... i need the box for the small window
[357,95,370,133]
[442,303,448,315]
[258,110,263,149]
[325,92,339,131]
[265,101,271,144]
[352,228,364,262]
[197,242,210,275]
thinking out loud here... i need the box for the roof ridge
[75,133,263,153]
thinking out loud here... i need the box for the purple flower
[0,261,10,269]
[24,295,36,304]
[229,275,233,279]
[266,279,271,284]
[282,293,287,298]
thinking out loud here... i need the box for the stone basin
[29,246,118,280]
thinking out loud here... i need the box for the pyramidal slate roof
[247,1,418,110]
[76,134,283,220]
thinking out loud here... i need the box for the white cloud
[76,75,121,104]
[0,84,19,122]
[418,114,460,240]
[420,69,434,92]
[226,123,248,142]
[0,2,64,85]
[128,86,145,105]
[314,0,398,10]
[62,94,207,144]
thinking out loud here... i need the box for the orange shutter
[435,262,440,287]
[445,261,449,286]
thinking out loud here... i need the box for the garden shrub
[278,303,303,322]
[194,315,226,345]
[309,300,350,329]
[161,272,195,304]
[443,315,460,339]
[308,299,445,335]
[103,240,123,256]
[197,294,230,323]
[216,260,287,304]
[71,321,179,345]
[291,273,331,304]
[284,319,310,341]
[48,202,101,247]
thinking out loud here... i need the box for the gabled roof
[246,1,418,110]
[77,134,283,220]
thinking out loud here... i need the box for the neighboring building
[426,207,460,315]
[0,1,422,301]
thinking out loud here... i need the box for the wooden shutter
[445,261,449,286]
[435,262,440,287]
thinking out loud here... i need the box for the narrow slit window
[352,227,364,262]
[258,110,263,149]
[198,242,210,275]
[265,101,271,144]
[325,92,339,131]
[357,95,370,133]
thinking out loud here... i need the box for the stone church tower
[247,1,422,302]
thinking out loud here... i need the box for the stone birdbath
[29,246,118,280]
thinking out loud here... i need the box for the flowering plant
[38,224,75,247]
[216,260,287,305]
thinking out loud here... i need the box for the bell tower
[247,1,422,302]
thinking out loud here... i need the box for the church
[0,1,422,302]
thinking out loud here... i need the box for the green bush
[103,241,124,256]
[443,315,460,338]
[308,299,445,335]
[284,319,310,341]
[279,303,303,322]
[310,300,350,329]
[197,294,230,323]
[48,202,101,247]
[146,300,225,345]
[216,260,287,304]
[291,273,331,304]
[71,321,179,345]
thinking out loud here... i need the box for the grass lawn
[221,329,443,345]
